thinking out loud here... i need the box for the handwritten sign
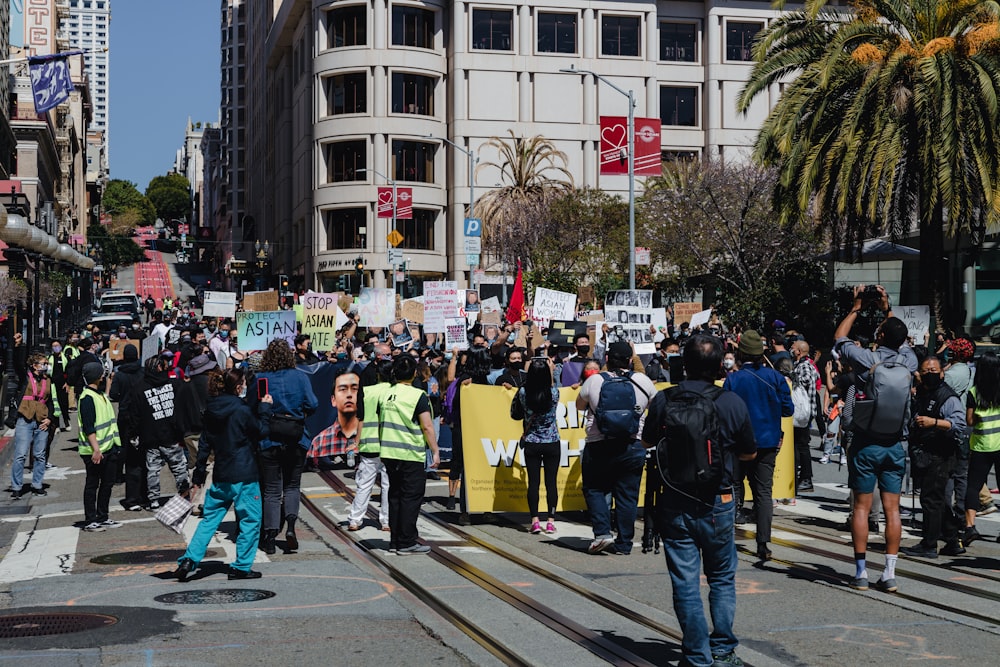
[242,290,279,312]
[899,305,930,342]
[481,296,502,314]
[203,291,237,318]
[301,293,350,350]
[237,310,297,351]
[358,288,395,327]
[401,299,424,324]
[108,338,134,362]
[533,287,576,324]
[444,317,469,350]
[424,281,459,333]
[672,301,702,326]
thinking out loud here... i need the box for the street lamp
[254,239,271,291]
[358,167,397,291]
[560,65,637,290]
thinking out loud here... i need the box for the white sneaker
[819,455,830,464]
[82,522,105,532]
[587,537,614,554]
[101,520,123,529]
[149,500,161,510]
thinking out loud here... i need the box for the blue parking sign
[464,217,482,237]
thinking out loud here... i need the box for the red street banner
[599,116,662,176]
[376,187,413,219]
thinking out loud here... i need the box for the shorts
[848,441,906,494]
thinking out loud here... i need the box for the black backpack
[654,385,725,490]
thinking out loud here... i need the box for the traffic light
[337,275,348,291]
[355,256,364,276]
[279,274,289,291]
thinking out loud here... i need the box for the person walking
[256,339,318,555]
[791,339,821,493]
[77,362,123,531]
[136,352,192,509]
[9,354,54,499]
[962,352,1000,545]
[175,368,272,581]
[109,344,147,510]
[511,357,561,535]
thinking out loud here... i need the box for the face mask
[508,361,522,371]
[576,345,590,357]
[583,368,600,380]
[723,359,735,369]
[444,353,452,361]
[132,324,140,330]
[220,331,229,339]
[306,344,313,352]
[922,374,942,390]
[336,352,348,361]
[52,346,61,354]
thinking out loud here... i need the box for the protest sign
[401,299,424,324]
[672,301,702,326]
[444,317,469,350]
[604,290,656,354]
[898,305,930,342]
[547,320,587,346]
[242,290,279,312]
[141,334,159,365]
[690,308,712,329]
[533,287,576,323]
[358,288,395,327]
[202,291,237,318]
[577,285,596,306]
[481,296,502,314]
[108,338,132,362]
[237,310,297,350]
[389,319,414,349]
[480,311,501,325]
[463,290,481,312]
[301,292,350,350]
[424,281,459,333]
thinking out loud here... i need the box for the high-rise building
[217,0,247,281]
[64,0,110,169]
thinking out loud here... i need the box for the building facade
[64,0,109,173]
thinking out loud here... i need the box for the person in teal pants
[175,367,272,581]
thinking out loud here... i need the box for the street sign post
[466,253,480,266]
[464,217,482,237]
[464,237,481,254]
[635,246,651,266]
[388,248,403,265]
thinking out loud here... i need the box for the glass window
[325,140,366,183]
[537,12,577,54]
[325,208,366,250]
[398,208,435,250]
[391,73,435,116]
[326,73,366,116]
[392,5,434,49]
[726,21,762,61]
[659,22,696,62]
[601,15,641,57]
[661,150,699,164]
[660,86,698,126]
[328,5,366,48]
[472,9,512,51]
[392,140,435,183]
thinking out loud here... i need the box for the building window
[392,5,434,49]
[325,208,366,250]
[328,5,366,48]
[661,150,699,164]
[391,73,435,116]
[601,15,641,57]
[326,73,366,115]
[726,21,762,61]
[472,9,512,51]
[537,12,576,54]
[325,140,366,182]
[660,86,698,126]
[659,22,696,62]
[392,140,435,183]
[398,208,435,250]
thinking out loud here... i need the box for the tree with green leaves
[737,0,1000,309]
[86,224,145,268]
[146,173,191,222]
[102,179,156,226]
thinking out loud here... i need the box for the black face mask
[576,345,590,357]
[508,361,522,371]
[922,374,943,391]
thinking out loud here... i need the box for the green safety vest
[970,387,1000,453]
[359,382,389,455]
[378,383,427,462]
[77,387,120,455]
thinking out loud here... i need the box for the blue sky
[108,0,220,191]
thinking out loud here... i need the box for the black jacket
[109,360,144,436]
[175,373,210,435]
[193,394,271,486]
[135,367,188,448]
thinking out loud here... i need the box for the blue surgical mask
[52,345,61,354]
[444,353,453,361]
[336,352,348,361]
[219,330,229,339]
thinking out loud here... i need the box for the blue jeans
[581,439,645,553]
[181,481,262,572]
[11,417,48,491]
[659,491,738,667]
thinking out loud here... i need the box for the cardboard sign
[203,291,238,318]
[401,299,425,324]
[604,290,656,354]
[242,290,279,312]
[533,287,576,323]
[237,310,297,351]
[899,305,930,342]
[444,317,469,350]
[577,285,596,306]
[358,288,395,328]
[672,301,703,326]
[301,292,351,351]
[108,338,133,362]
[481,296,502,314]
[424,281,459,333]
[480,311,502,325]
[547,320,587,346]
[140,334,160,365]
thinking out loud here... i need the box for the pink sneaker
[530,521,542,534]
[545,521,556,534]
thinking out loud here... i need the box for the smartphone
[257,377,268,399]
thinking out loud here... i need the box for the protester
[9,354,53,499]
[962,352,1000,545]
[109,344,146,510]
[791,339,821,493]
[78,362,123,531]
[47,339,71,432]
[511,357,561,535]
[136,352,191,510]
[445,346,492,516]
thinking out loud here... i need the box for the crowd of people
[5,284,1000,667]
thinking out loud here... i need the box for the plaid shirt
[793,357,821,419]
[308,420,358,461]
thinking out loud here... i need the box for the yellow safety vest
[378,383,427,462]
[970,387,1000,453]
[77,387,121,455]
[358,382,389,455]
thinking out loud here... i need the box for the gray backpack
[850,352,911,443]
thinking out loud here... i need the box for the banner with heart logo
[376,187,413,219]
[599,116,662,176]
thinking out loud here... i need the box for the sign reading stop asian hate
[301,293,351,350]
[237,310,297,351]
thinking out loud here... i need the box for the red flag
[506,260,526,324]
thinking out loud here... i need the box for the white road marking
[0,526,78,583]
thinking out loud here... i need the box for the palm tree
[737,0,1000,307]
[473,131,573,270]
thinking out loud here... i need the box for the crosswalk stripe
[0,526,78,584]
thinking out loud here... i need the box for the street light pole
[426,135,481,294]
[560,65,636,290]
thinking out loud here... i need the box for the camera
[861,284,882,307]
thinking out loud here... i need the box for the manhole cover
[154,589,276,605]
[0,612,117,638]
[90,549,220,565]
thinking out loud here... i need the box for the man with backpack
[575,341,656,555]
[834,284,917,593]
[642,334,756,667]
[790,339,821,493]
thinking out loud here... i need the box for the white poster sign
[480,296,502,314]
[444,317,469,350]
[424,281,459,333]
[898,305,930,343]
[358,288,396,328]
[203,291,238,318]
[532,287,577,324]
[690,308,713,329]
[603,290,656,354]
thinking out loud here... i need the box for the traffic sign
[466,253,480,266]
[395,271,405,283]
[464,217,482,237]
[635,246,651,266]
[387,229,404,247]
[388,248,403,265]
[464,237,481,254]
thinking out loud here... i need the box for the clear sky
[108,0,220,191]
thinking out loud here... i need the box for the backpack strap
[622,371,651,400]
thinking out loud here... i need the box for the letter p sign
[464,217,482,237]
